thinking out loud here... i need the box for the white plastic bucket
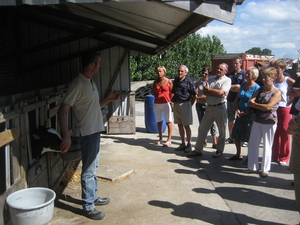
[6,187,56,225]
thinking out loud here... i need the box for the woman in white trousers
[244,67,281,177]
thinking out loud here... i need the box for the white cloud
[197,0,300,59]
[239,13,250,20]
[270,43,296,48]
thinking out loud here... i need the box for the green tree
[262,48,272,55]
[130,33,226,81]
[246,47,272,55]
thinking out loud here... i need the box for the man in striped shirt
[172,65,196,152]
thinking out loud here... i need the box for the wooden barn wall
[0,8,103,96]
[0,86,71,225]
[0,9,20,97]
[0,10,132,224]
[98,47,131,118]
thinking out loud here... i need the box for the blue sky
[197,0,300,59]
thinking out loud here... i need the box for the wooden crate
[107,93,135,134]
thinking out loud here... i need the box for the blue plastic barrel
[144,95,167,133]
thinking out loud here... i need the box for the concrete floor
[49,101,299,225]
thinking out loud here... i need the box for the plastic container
[6,187,56,225]
[144,95,167,133]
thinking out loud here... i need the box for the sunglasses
[201,72,208,75]
[217,67,224,71]
[262,76,271,80]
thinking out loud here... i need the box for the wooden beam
[0,109,23,123]
[0,127,19,148]
[48,105,60,119]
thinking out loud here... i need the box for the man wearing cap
[187,63,231,158]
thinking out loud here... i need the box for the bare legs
[228,120,234,139]
[178,124,191,145]
[157,121,163,141]
[234,139,242,157]
[212,134,217,145]
[166,122,173,143]
[228,139,243,160]
[157,121,173,146]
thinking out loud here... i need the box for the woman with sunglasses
[195,67,218,148]
[153,66,174,147]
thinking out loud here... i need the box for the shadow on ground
[148,200,285,225]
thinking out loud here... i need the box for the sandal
[225,137,234,144]
[163,141,172,147]
[260,171,269,177]
[156,139,162,145]
[228,155,243,160]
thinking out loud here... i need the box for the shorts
[173,101,193,126]
[227,101,236,121]
[153,102,173,123]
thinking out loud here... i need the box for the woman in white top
[272,60,295,165]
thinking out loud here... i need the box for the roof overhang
[1,0,245,55]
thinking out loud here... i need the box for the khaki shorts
[173,101,193,126]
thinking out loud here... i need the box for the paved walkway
[50,101,299,225]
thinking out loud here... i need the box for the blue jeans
[78,132,100,211]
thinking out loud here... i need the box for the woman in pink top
[153,66,174,147]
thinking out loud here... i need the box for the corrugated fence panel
[98,47,131,117]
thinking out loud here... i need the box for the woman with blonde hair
[229,67,260,160]
[244,67,281,177]
[153,66,173,147]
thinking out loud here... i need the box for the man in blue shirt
[226,57,246,144]
[172,65,196,152]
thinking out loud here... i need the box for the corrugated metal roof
[1,0,244,55]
